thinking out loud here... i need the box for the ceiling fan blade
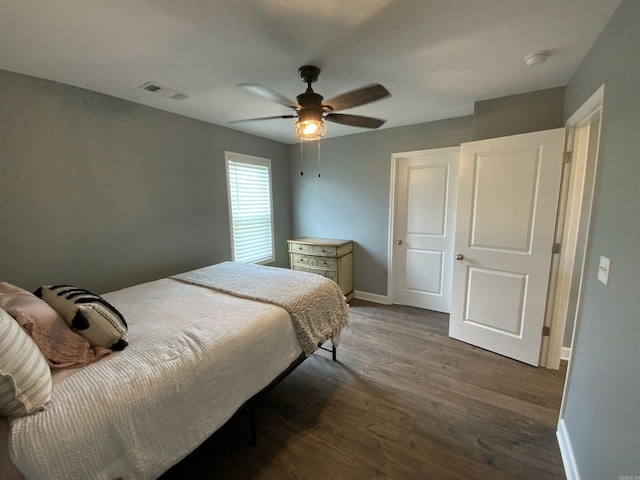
[324,84,390,112]
[325,113,386,129]
[229,114,297,124]
[238,83,299,109]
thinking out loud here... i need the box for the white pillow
[0,307,52,417]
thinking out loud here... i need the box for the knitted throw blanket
[171,262,349,356]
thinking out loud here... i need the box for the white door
[449,129,565,366]
[390,147,459,313]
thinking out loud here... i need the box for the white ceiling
[0,0,621,144]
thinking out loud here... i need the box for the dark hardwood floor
[161,299,567,479]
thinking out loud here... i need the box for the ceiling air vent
[138,82,189,101]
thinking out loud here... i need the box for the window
[225,152,275,264]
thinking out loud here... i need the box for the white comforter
[173,262,349,356]
[9,277,303,479]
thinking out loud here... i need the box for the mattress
[8,277,304,479]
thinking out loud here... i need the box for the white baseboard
[557,419,580,480]
[561,346,572,361]
[354,290,390,304]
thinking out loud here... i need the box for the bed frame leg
[319,343,338,361]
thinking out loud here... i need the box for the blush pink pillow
[0,281,110,369]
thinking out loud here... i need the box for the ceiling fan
[231,65,390,141]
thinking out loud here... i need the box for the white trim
[354,290,391,305]
[557,419,581,480]
[561,347,571,361]
[567,84,606,126]
[545,84,606,370]
[555,85,607,480]
[558,84,607,422]
[387,153,400,304]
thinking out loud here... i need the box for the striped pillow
[35,286,128,351]
[0,307,52,417]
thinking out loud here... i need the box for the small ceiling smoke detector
[525,51,549,67]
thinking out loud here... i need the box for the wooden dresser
[287,237,354,301]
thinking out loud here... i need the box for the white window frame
[224,151,275,264]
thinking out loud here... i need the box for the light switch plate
[598,256,611,285]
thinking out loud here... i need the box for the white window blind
[225,152,275,264]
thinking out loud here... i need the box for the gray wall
[560,0,640,477]
[473,87,565,140]
[0,69,291,294]
[289,116,474,296]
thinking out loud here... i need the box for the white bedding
[9,277,304,479]
[172,262,349,356]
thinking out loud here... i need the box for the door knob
[455,253,464,260]
[396,240,403,245]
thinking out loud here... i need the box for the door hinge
[542,326,551,337]
[563,151,572,164]
[552,243,561,254]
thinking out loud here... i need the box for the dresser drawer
[294,266,338,282]
[288,242,311,254]
[292,253,337,270]
[310,245,337,256]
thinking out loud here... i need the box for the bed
[0,262,349,480]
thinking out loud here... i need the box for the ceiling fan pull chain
[299,139,304,175]
[317,139,321,178]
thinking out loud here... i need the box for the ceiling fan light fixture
[294,119,327,141]
[236,65,390,141]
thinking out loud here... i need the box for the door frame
[542,84,606,369]
[387,146,460,307]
